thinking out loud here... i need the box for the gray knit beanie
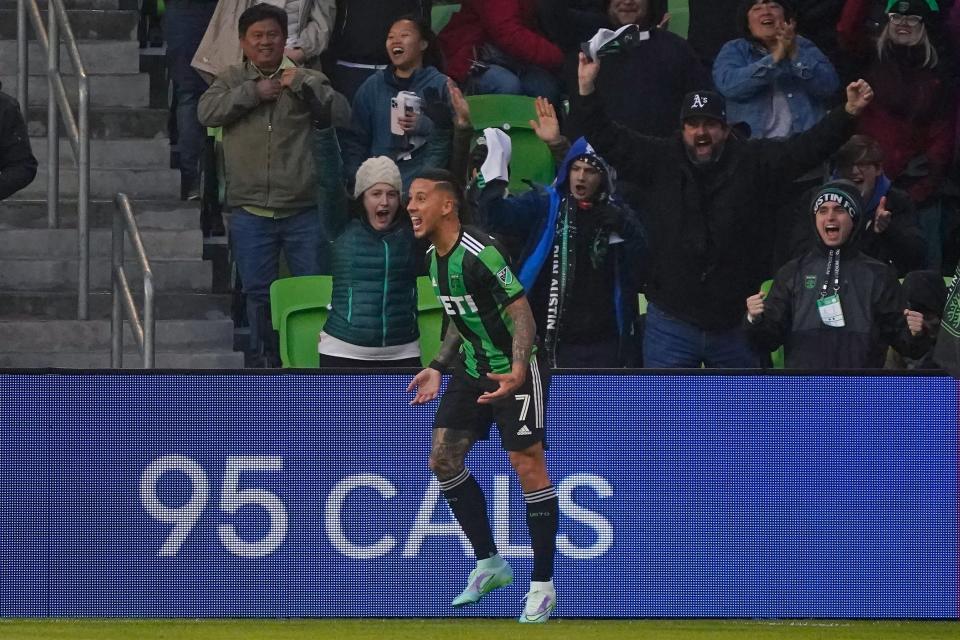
[354,156,402,199]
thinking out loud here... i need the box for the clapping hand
[447,79,471,129]
[771,19,797,62]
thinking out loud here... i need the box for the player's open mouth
[573,184,587,197]
[824,224,840,240]
[391,46,405,56]
[375,208,391,222]
[760,17,775,26]
[410,216,422,230]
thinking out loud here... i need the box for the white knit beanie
[354,156,402,199]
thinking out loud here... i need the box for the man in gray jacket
[198,2,348,365]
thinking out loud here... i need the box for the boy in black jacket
[745,179,927,368]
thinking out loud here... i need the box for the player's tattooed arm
[477,296,535,404]
[506,296,536,368]
[430,322,462,371]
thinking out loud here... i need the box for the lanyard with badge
[816,249,845,327]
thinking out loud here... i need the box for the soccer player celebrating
[406,169,558,623]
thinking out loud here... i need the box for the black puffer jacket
[568,90,856,331]
[0,86,37,201]
[747,183,928,369]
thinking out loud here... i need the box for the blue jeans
[164,0,214,188]
[230,207,323,354]
[643,303,761,369]
[467,63,562,106]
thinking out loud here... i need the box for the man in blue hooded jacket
[473,136,647,367]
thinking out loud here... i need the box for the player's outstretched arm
[478,296,535,404]
[408,323,462,405]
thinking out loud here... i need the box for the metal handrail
[17,0,91,320]
[112,193,155,369]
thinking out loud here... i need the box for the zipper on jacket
[381,239,390,346]
[347,287,353,323]
[265,102,274,203]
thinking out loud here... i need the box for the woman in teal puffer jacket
[319,155,425,366]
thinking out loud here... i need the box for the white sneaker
[519,580,556,623]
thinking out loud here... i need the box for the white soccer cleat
[450,557,513,607]
[519,580,556,623]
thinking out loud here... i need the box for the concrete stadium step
[0,9,139,41]
[3,72,150,108]
[0,40,140,75]
[19,165,180,199]
[0,318,235,352]
[0,350,245,369]
[0,200,198,230]
[0,228,202,260]
[0,258,213,292]
[0,0,128,9]
[31,137,170,169]
[25,107,168,139]
[0,291,232,320]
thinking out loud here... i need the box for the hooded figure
[745,179,928,368]
[473,137,648,367]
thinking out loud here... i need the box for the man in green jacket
[198,3,348,365]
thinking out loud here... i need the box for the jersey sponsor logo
[439,294,479,316]
[497,266,514,286]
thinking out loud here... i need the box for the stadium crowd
[150,0,960,369]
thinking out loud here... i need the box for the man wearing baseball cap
[569,50,875,368]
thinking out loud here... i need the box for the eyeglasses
[888,13,923,27]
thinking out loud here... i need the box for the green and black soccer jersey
[429,227,527,378]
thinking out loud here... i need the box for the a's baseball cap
[680,90,727,124]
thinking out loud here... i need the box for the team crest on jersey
[497,266,514,286]
[804,275,817,289]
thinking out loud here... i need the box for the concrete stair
[3,72,151,108]
[0,5,244,369]
[25,107,168,139]
[0,9,139,41]
[0,40,141,75]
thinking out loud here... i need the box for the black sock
[525,485,559,581]
[440,468,498,561]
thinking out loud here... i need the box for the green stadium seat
[465,94,556,193]
[667,0,689,39]
[418,275,444,367]
[270,275,333,368]
[759,279,784,369]
[431,3,460,33]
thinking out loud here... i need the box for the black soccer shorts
[433,354,550,451]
